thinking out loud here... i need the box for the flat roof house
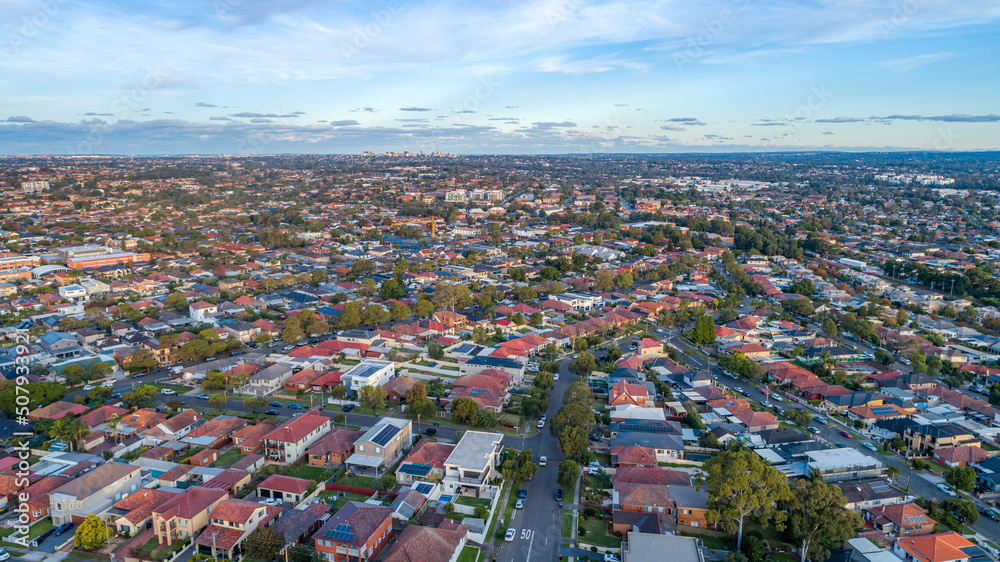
[442,431,503,500]
[49,463,142,525]
[341,360,395,396]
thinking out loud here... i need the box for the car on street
[862,442,878,452]
[771,393,783,402]
[505,528,516,542]
[101,380,115,388]
[515,499,524,509]
[264,409,279,415]
[814,416,828,424]
[807,426,820,434]
[82,384,95,391]
[539,414,547,422]
[980,507,1000,521]
[424,428,437,436]
[537,420,545,428]
[553,373,559,380]
[342,404,356,412]
[555,489,564,502]
[840,430,853,439]
[53,523,73,537]
[604,554,620,562]
[287,403,303,409]
[517,489,527,499]
[269,401,283,407]
[197,393,212,400]
[0,549,10,561]
[161,388,176,395]
[110,392,123,399]
[937,484,957,496]
[538,456,547,466]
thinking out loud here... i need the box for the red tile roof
[259,474,311,495]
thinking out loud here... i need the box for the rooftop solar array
[470,388,485,396]
[397,463,432,476]
[324,523,356,542]
[372,424,400,446]
[414,482,434,494]
[905,515,927,524]
[868,480,892,494]
[870,406,897,416]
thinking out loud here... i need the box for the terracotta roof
[894,532,975,562]
[312,501,392,548]
[231,454,264,471]
[306,428,364,457]
[259,474,311,495]
[187,416,247,439]
[616,482,673,510]
[399,440,455,470]
[158,464,194,484]
[934,446,989,464]
[208,498,264,524]
[264,411,329,443]
[113,488,176,525]
[384,524,469,562]
[614,467,690,487]
[159,409,202,433]
[154,486,228,521]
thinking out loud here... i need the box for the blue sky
[1,0,999,154]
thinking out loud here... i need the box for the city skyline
[2,0,999,154]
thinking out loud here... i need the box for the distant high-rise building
[21,180,49,193]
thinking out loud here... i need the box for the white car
[101,380,115,388]
[0,549,10,561]
[862,442,878,452]
[161,388,177,395]
[82,385,95,391]
[537,420,545,429]
[604,554,620,562]
[553,373,559,380]
[771,393,784,402]
[937,484,957,496]
[505,528,516,542]
[538,456,547,466]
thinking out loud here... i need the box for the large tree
[74,514,107,550]
[569,352,597,378]
[945,466,977,492]
[698,447,790,550]
[787,475,862,562]
[451,397,479,424]
[358,385,388,412]
[244,527,283,560]
[557,425,589,459]
[558,459,580,489]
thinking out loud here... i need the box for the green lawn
[456,496,491,508]
[336,474,381,490]
[562,510,574,538]
[215,449,243,467]
[457,546,480,562]
[579,517,622,549]
[154,384,192,394]
[322,490,372,511]
[287,464,337,482]
[680,530,734,551]
[0,518,53,540]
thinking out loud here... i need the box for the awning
[345,453,385,468]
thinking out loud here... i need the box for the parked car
[505,528,516,542]
[101,380,115,388]
[937,484,957,496]
[82,385,95,391]
[840,429,853,439]
[517,489,527,499]
[538,456,547,466]
[424,428,437,436]
[813,416,828,424]
[537,420,545,428]
[287,403,303,409]
[269,401,283,407]
[553,373,559,380]
[862,442,878,452]
[196,393,210,400]
[264,409,280,415]
[160,388,176,395]
[342,403,356,412]
[0,549,10,561]
[52,523,73,537]
[807,426,820,434]
[555,489,564,502]
[770,393,783,402]
[515,499,524,509]
[981,507,1000,521]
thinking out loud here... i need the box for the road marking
[526,528,535,560]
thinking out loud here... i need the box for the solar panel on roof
[335,524,352,533]
[372,424,399,446]
[398,463,432,476]
[470,388,484,396]
[868,480,891,494]
[905,515,927,524]
[871,406,896,416]
[415,483,433,494]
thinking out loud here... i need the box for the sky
[1,0,999,155]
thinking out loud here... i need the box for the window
[691,521,699,528]
[683,509,691,515]
[359,445,365,452]
[375,447,381,454]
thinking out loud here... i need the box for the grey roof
[445,431,502,472]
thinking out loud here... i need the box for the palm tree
[108,413,122,444]
[52,416,88,452]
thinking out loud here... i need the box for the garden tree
[245,527,284,560]
[381,473,397,491]
[164,292,187,312]
[379,278,405,301]
[784,408,811,427]
[289,544,319,562]
[360,304,390,327]
[121,384,158,409]
[569,351,597,378]
[886,465,902,481]
[404,382,427,404]
[62,364,89,386]
[516,286,538,302]
[208,393,227,411]
[689,314,716,345]
[414,299,435,318]
[243,395,267,414]
[558,425,589,459]
[822,318,838,339]
[594,270,614,292]
[389,301,411,321]
[742,533,766,561]
[474,503,490,519]
[304,318,330,335]
[543,342,559,361]
[132,347,162,372]
[563,382,593,407]
[358,278,378,299]
[550,402,595,437]
[311,270,329,285]
[573,338,588,352]
[698,447,791,551]
[474,409,497,429]
[88,362,113,380]
[717,308,740,324]
[358,385,388,411]
[177,339,212,363]
[74,514,107,550]
[281,319,305,344]
[516,449,537,481]
[613,272,633,289]
[333,413,346,426]
[540,266,560,281]
[51,415,88,451]
[88,386,112,403]
[782,298,815,316]
[558,459,580,489]
[451,397,479,424]
[433,283,473,312]
[699,429,719,449]
[510,312,525,325]
[330,385,347,400]
[337,301,363,329]
[471,325,488,344]
[944,466,977,492]
[529,312,544,326]
[427,342,445,360]
[874,349,895,366]
[943,499,979,524]
[787,475,862,562]
[408,397,437,419]
[203,370,226,390]
[684,401,706,430]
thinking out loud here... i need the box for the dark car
[264,409,280,416]
[52,523,73,537]
[287,403,303,409]
[342,404,356,412]
[589,434,602,442]
[517,489,527,499]
[555,489,564,502]
[110,392,123,399]
[424,428,437,436]
[269,401,283,407]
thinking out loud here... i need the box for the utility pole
[905,465,913,491]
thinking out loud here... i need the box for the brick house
[313,501,393,562]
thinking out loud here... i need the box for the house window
[691,521,699,528]
[359,445,364,451]
[683,509,691,515]
[375,447,381,454]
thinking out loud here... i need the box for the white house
[188,301,218,323]
[341,360,395,395]
[551,292,603,311]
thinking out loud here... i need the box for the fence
[325,482,379,496]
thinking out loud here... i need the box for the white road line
[526,529,535,560]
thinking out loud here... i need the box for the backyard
[286,463,337,482]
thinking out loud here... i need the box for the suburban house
[307,428,364,467]
[668,485,711,529]
[613,482,674,514]
[341,360,395,396]
[893,532,980,562]
[223,320,262,343]
[193,498,281,559]
[866,503,936,537]
[345,418,412,477]
[395,440,456,484]
[248,363,295,396]
[263,411,332,463]
[49,464,142,525]
[461,356,525,383]
[188,301,218,323]
[384,523,469,562]
[441,431,503,499]
[313,501,394,562]
[152,486,229,547]
[19,475,72,523]
[110,488,177,535]
[231,419,279,455]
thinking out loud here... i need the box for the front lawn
[214,449,243,468]
[562,510,573,538]
[336,474,381,490]
[456,496,491,508]
[579,517,622,549]
[0,518,53,539]
[457,546,480,562]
